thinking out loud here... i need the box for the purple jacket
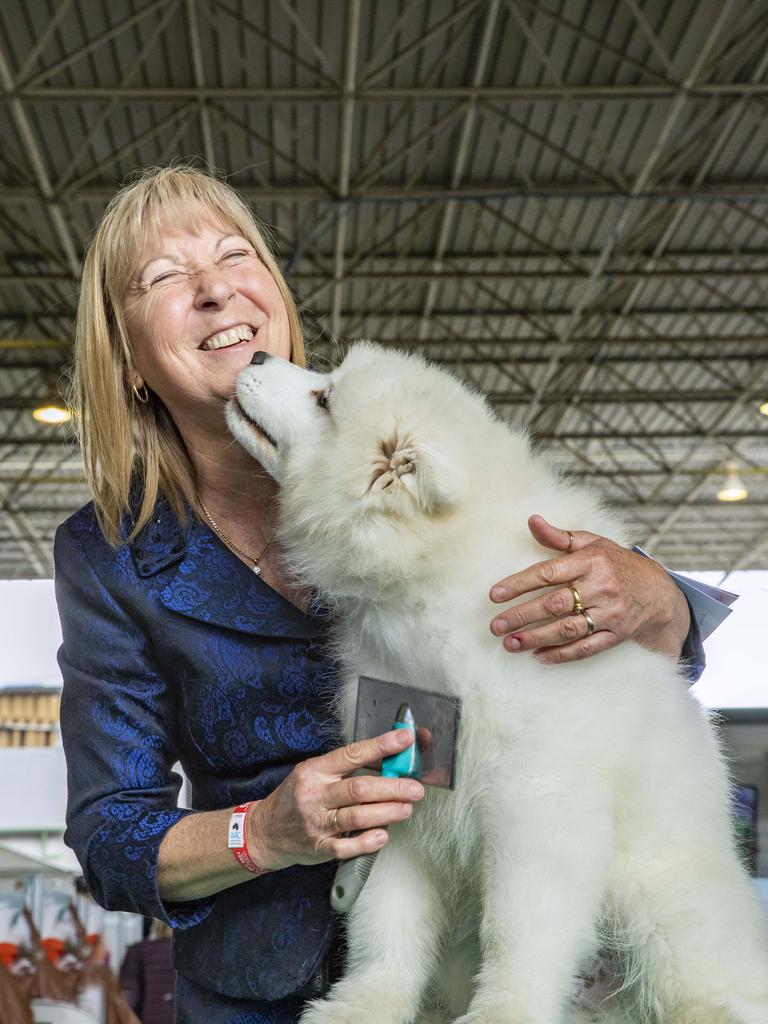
[120,938,175,1024]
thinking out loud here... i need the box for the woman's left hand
[489,514,691,664]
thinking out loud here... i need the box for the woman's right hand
[247,729,425,870]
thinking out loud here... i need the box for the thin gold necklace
[198,499,275,576]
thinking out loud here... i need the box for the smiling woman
[56,165,431,1024]
[73,166,305,548]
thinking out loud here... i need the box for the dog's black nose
[250,351,270,365]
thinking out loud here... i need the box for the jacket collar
[131,495,191,577]
[130,495,328,640]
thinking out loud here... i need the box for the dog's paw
[453,1017,525,1024]
[669,1004,738,1024]
[298,999,359,1024]
[299,991,411,1024]
[413,1011,447,1024]
[453,1008,531,1024]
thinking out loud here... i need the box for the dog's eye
[316,390,331,411]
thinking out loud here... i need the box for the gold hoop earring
[132,382,149,404]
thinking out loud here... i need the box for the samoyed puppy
[227,343,768,1024]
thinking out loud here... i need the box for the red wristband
[228,802,268,875]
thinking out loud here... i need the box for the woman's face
[123,215,291,434]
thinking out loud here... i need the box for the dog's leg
[616,846,768,1024]
[299,836,446,1024]
[430,929,478,1019]
[453,792,612,1024]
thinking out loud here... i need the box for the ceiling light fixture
[716,461,748,502]
[31,375,72,425]
[32,400,71,425]
[759,400,768,417]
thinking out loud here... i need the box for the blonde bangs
[73,164,306,547]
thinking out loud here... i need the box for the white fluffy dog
[228,343,768,1024]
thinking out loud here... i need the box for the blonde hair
[73,164,305,546]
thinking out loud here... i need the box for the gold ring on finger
[328,808,340,834]
[568,585,584,615]
[579,609,595,636]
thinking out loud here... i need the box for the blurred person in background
[120,921,174,1024]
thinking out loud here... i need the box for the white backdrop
[0,574,764,709]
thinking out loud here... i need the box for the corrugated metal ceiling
[0,0,767,576]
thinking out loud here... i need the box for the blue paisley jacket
[54,497,340,1003]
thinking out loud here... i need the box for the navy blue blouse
[55,497,340,1012]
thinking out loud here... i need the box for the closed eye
[151,270,183,285]
[315,389,331,411]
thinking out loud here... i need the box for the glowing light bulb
[716,462,748,502]
[32,403,71,425]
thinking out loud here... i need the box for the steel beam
[358,0,483,86]
[55,0,184,191]
[207,0,340,88]
[8,259,768,289]
[186,0,216,169]
[330,0,360,342]
[274,0,339,83]
[20,0,172,90]
[5,350,766,370]
[0,508,50,575]
[3,333,768,352]
[0,474,84,484]
[0,388,761,409]
[6,303,768,323]
[3,466,753,482]
[0,42,80,277]
[10,84,768,102]
[3,181,768,203]
[14,0,76,84]
[725,527,768,572]
[64,103,197,194]
[312,304,768,318]
[417,0,501,340]
[294,267,768,282]
[0,438,77,446]
[304,247,768,266]
[0,428,764,446]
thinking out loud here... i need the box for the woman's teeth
[202,325,255,351]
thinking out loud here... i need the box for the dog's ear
[368,434,461,515]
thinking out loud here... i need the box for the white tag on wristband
[227,810,247,850]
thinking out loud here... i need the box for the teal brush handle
[380,720,421,778]
[331,704,419,913]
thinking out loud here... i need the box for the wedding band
[566,531,574,553]
[579,609,595,635]
[329,808,340,834]
[568,585,584,615]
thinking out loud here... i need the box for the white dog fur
[227,343,768,1024]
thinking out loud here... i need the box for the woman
[56,165,701,1024]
